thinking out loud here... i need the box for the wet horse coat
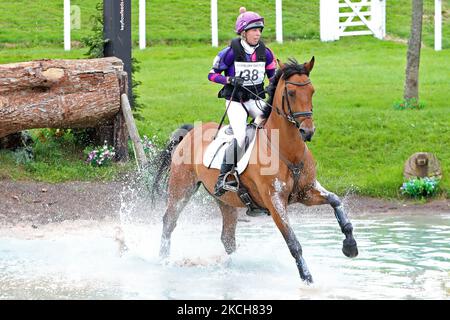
[153,58,358,284]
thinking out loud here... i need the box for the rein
[239,78,313,130]
[279,80,313,129]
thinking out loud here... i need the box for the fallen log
[0,57,124,138]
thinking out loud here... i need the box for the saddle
[203,123,270,217]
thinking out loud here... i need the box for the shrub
[13,146,34,164]
[400,177,440,199]
[393,98,425,110]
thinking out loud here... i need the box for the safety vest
[218,38,267,102]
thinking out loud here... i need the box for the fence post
[435,0,442,51]
[104,0,132,103]
[211,0,218,47]
[64,0,71,50]
[372,0,386,39]
[320,0,339,41]
[276,0,283,44]
[139,0,146,49]
[121,94,148,169]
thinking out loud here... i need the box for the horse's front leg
[264,189,313,284]
[303,181,358,258]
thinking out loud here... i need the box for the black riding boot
[214,138,240,197]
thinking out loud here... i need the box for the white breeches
[226,99,266,149]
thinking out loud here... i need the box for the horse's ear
[277,59,285,70]
[305,56,315,73]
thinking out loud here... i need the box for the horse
[151,57,358,284]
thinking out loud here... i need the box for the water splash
[1,168,449,299]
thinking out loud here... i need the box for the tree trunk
[0,57,124,138]
[404,0,423,101]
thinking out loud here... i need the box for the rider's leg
[214,100,247,197]
[214,137,239,196]
[227,100,247,149]
[244,99,267,125]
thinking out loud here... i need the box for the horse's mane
[266,58,310,107]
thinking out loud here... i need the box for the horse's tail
[150,124,194,203]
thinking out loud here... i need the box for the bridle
[276,79,313,130]
[239,75,313,131]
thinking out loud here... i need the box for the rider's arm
[265,47,277,82]
[208,47,234,85]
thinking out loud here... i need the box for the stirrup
[222,170,240,193]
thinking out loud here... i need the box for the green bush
[393,98,426,110]
[400,177,440,199]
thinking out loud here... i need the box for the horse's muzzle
[300,127,315,142]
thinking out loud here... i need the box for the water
[0,194,449,300]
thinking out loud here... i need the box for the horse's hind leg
[160,167,199,258]
[216,201,238,254]
[302,180,358,258]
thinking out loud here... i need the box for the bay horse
[151,57,358,284]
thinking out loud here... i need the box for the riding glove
[228,76,244,87]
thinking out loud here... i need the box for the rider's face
[244,28,262,46]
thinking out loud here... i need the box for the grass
[0,0,448,48]
[0,1,449,198]
[0,130,134,182]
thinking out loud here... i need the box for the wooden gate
[320,0,385,41]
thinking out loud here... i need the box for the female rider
[208,7,277,196]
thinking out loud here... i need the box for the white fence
[320,0,386,41]
[63,0,443,51]
[435,0,442,50]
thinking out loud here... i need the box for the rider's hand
[228,76,244,87]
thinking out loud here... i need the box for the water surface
[1,203,448,299]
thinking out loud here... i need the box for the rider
[208,7,277,197]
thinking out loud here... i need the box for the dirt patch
[0,180,127,226]
[0,179,448,227]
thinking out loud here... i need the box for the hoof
[223,244,236,255]
[159,239,170,258]
[159,249,169,259]
[342,238,358,258]
[302,273,314,285]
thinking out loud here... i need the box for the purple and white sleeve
[207,47,233,85]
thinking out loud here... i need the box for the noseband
[275,79,313,130]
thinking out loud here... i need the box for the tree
[404,0,424,101]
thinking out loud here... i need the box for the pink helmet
[235,7,265,34]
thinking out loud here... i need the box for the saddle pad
[203,124,258,175]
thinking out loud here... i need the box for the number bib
[234,61,266,86]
